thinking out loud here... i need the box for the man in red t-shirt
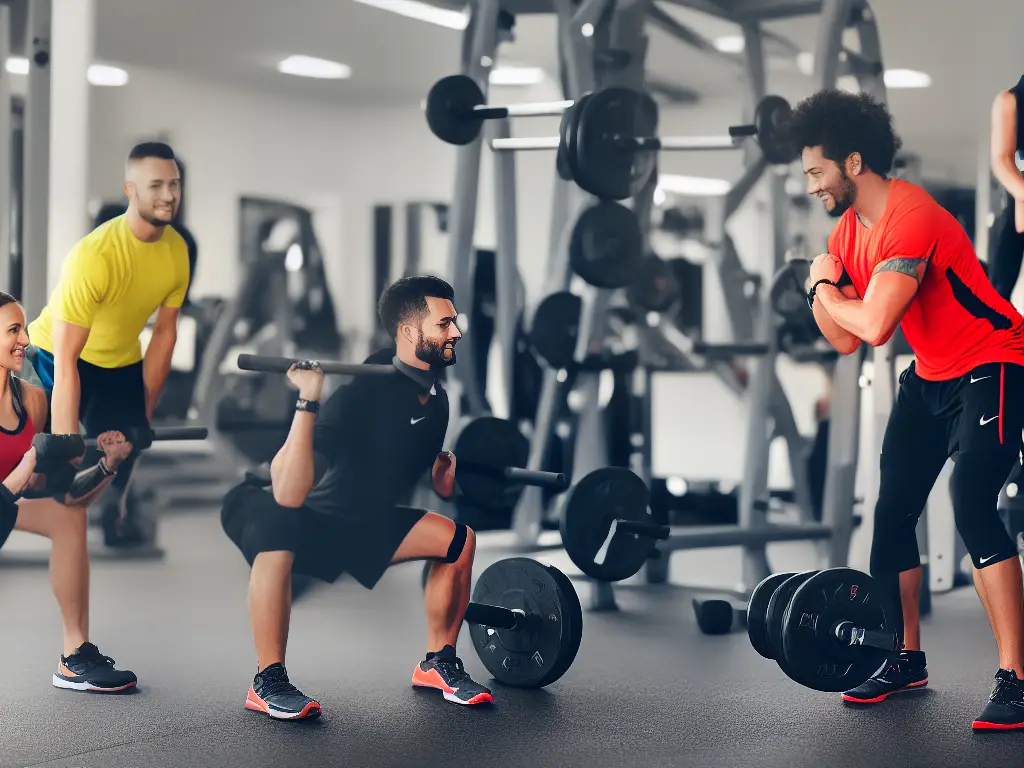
[789,88,1024,729]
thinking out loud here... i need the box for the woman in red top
[0,292,138,692]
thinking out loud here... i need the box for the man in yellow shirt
[28,142,191,548]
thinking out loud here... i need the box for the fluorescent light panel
[277,55,351,80]
[658,174,731,197]
[489,66,545,86]
[883,68,931,89]
[6,56,129,87]
[350,0,469,30]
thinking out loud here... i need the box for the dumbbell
[32,425,209,470]
[491,89,796,201]
[461,557,583,689]
[747,568,900,692]
[424,74,575,146]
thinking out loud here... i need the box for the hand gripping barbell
[490,87,796,201]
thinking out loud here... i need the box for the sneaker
[841,650,928,704]
[973,669,1024,730]
[412,645,494,705]
[53,642,138,693]
[245,663,322,721]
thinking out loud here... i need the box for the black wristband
[295,399,320,414]
[807,279,838,309]
[97,457,116,477]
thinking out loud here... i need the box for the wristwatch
[295,398,320,414]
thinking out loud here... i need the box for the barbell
[235,355,569,510]
[491,87,797,201]
[747,568,900,693]
[425,74,575,146]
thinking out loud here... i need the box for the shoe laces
[991,671,1024,705]
[68,645,116,671]
[433,655,470,684]
[258,672,304,700]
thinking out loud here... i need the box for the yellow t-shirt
[29,215,191,368]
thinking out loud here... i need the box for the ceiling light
[884,68,931,89]
[581,23,594,37]
[713,35,745,54]
[88,64,128,87]
[657,174,731,197]
[489,66,545,86]
[350,0,469,30]
[276,55,352,80]
[5,56,28,75]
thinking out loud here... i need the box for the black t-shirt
[302,359,449,517]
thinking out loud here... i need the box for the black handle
[458,459,568,491]
[616,520,671,540]
[236,354,394,376]
[728,124,757,138]
[464,601,519,630]
[692,342,770,357]
[84,426,208,448]
[472,105,510,119]
[834,622,899,652]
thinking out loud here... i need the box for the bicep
[991,91,1018,160]
[51,319,91,363]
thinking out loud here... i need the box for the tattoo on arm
[875,256,929,284]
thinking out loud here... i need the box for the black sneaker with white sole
[973,669,1024,730]
[245,663,322,721]
[53,642,138,693]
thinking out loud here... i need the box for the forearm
[51,367,82,435]
[817,285,890,345]
[62,459,116,507]
[812,299,860,354]
[269,412,318,507]
[143,329,177,409]
[992,155,1024,201]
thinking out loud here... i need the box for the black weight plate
[560,466,653,582]
[780,567,898,693]
[569,201,643,289]
[754,94,796,165]
[529,291,581,369]
[769,258,812,322]
[537,561,584,687]
[574,87,658,202]
[765,571,818,687]
[747,571,796,659]
[454,417,529,511]
[468,557,582,689]
[556,100,578,181]
[426,74,486,146]
[627,253,680,312]
[564,93,591,184]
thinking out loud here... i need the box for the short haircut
[785,89,903,177]
[127,141,176,164]
[378,276,455,337]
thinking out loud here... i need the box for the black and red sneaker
[245,663,322,721]
[973,669,1024,730]
[841,650,928,704]
[412,645,493,705]
[52,642,137,693]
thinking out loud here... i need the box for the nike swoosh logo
[980,555,998,564]
[971,375,991,383]
[411,417,426,425]
[980,415,998,425]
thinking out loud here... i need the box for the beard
[135,194,177,226]
[823,167,858,218]
[415,330,456,368]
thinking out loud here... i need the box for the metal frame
[21,0,50,316]
[0,4,11,296]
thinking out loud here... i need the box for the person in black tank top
[987,75,1024,299]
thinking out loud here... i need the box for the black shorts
[872,361,1024,573]
[220,480,427,589]
[28,346,148,437]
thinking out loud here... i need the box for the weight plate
[780,567,898,693]
[627,254,680,312]
[564,92,591,184]
[765,571,818,687]
[468,557,582,689]
[529,291,581,369]
[574,87,658,201]
[560,466,653,582]
[426,74,486,146]
[754,94,796,165]
[569,201,644,289]
[454,417,530,511]
[769,259,812,322]
[556,101,577,181]
[746,572,796,659]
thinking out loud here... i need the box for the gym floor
[1,509,1019,768]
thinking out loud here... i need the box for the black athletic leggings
[988,193,1024,300]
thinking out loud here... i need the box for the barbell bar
[490,127,757,153]
[425,74,576,146]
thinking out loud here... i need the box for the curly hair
[785,89,903,176]
[377,275,455,337]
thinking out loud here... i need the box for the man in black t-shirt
[221,276,493,721]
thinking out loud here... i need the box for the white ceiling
[86,0,1024,181]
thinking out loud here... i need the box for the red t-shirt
[828,180,1024,381]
